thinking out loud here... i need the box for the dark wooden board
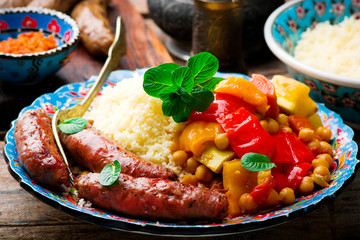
[1,0,360,239]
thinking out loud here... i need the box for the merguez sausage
[76,172,228,221]
[14,109,69,187]
[71,0,114,57]
[60,124,178,180]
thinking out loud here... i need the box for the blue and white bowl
[264,0,360,126]
[0,7,79,84]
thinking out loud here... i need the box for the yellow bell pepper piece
[308,113,323,130]
[223,159,258,217]
[271,75,318,116]
[196,145,235,174]
[179,121,223,157]
[215,76,269,114]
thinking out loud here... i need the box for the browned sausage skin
[60,124,178,180]
[14,109,69,187]
[71,0,114,57]
[76,172,228,221]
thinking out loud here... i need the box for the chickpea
[181,175,198,186]
[307,139,321,155]
[260,120,269,132]
[185,157,200,174]
[312,158,329,169]
[195,165,213,182]
[277,113,289,126]
[279,125,293,133]
[264,189,280,207]
[299,176,314,195]
[239,193,257,212]
[172,150,188,166]
[319,141,333,156]
[317,153,334,168]
[298,128,314,142]
[316,126,332,142]
[279,187,295,205]
[313,165,331,182]
[267,118,280,134]
[170,136,180,152]
[312,174,330,188]
[214,133,230,150]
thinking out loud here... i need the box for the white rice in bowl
[294,16,360,79]
[84,73,187,176]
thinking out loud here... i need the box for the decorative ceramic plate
[4,69,359,236]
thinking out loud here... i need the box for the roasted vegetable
[196,145,235,174]
[179,121,223,157]
[271,75,318,116]
[223,159,258,217]
[217,108,275,159]
[250,73,279,118]
[215,76,269,114]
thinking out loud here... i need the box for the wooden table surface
[1,1,360,239]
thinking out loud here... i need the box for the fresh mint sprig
[143,52,224,122]
[58,117,87,134]
[241,153,276,172]
[99,160,121,186]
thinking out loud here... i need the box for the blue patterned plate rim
[3,69,359,236]
[264,0,360,89]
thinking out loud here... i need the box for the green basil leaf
[99,160,121,186]
[188,52,219,85]
[199,77,224,90]
[240,153,276,172]
[188,86,214,112]
[58,117,87,134]
[172,106,192,123]
[171,66,193,92]
[143,63,180,98]
[162,97,184,117]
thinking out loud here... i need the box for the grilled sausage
[14,109,69,187]
[71,0,114,57]
[60,124,178,180]
[76,172,228,221]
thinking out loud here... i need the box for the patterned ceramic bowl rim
[264,0,360,89]
[0,7,79,59]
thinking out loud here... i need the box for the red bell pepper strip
[285,162,312,190]
[288,115,314,134]
[272,131,315,165]
[271,162,312,191]
[250,176,275,205]
[271,167,289,192]
[217,108,275,159]
[250,74,279,118]
[189,92,256,122]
